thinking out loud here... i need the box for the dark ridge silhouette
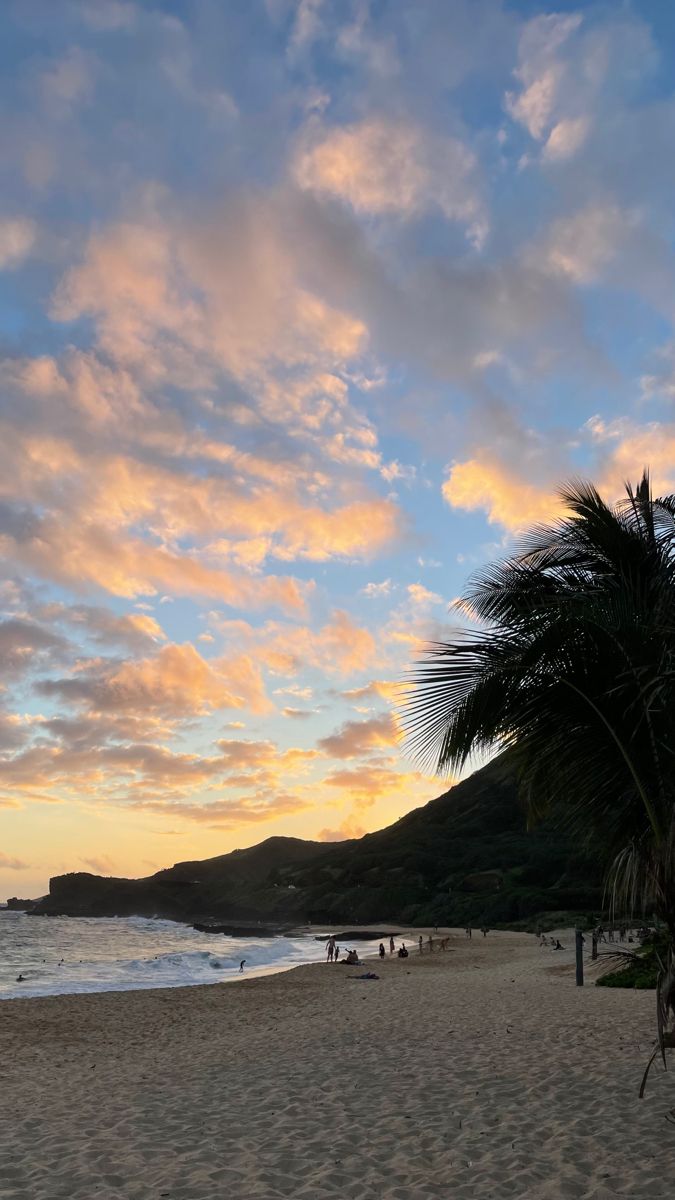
[25,755,602,928]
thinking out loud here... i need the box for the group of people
[537,926,645,950]
[325,936,343,962]
[326,928,494,965]
[417,934,451,953]
[539,935,565,950]
[325,936,364,965]
[376,938,409,958]
[377,942,409,958]
[594,925,637,944]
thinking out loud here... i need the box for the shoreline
[2,929,674,1198]
[0,920,438,1004]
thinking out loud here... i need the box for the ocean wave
[0,916,380,1000]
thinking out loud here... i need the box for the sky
[3,0,675,898]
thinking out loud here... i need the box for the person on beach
[239,960,246,972]
[334,946,340,962]
[379,943,385,959]
[325,935,336,962]
[465,927,472,939]
[397,944,408,958]
[389,936,395,955]
[418,936,423,954]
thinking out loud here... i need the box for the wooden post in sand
[575,929,584,986]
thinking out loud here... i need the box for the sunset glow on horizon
[3,0,675,898]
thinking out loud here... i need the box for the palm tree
[404,471,675,938]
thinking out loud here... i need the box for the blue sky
[3,0,675,896]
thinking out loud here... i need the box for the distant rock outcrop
[29,756,603,927]
[4,897,40,911]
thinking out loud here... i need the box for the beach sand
[1,929,673,1200]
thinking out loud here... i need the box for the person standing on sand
[389,936,395,955]
[427,934,433,952]
[326,935,336,962]
[418,935,423,954]
[334,945,340,961]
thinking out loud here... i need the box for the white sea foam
[0,911,382,1000]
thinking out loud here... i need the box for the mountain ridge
[24,755,603,927]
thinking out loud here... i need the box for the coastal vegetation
[405,471,675,947]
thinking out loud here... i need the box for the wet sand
[1,929,673,1199]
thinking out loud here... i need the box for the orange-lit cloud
[318,712,399,759]
[442,457,560,531]
[132,792,310,828]
[340,680,402,703]
[218,609,379,678]
[316,816,367,842]
[37,642,272,718]
[51,208,366,382]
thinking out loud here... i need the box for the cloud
[36,603,166,651]
[132,792,310,828]
[442,456,560,532]
[542,115,590,162]
[0,710,29,753]
[362,579,392,599]
[316,816,366,842]
[0,502,309,613]
[0,726,319,814]
[0,218,37,269]
[322,761,426,808]
[80,854,116,874]
[0,618,69,680]
[506,13,584,142]
[340,680,401,704]
[40,47,95,112]
[51,206,367,382]
[318,713,399,759]
[407,583,443,607]
[533,203,631,285]
[77,1,136,32]
[505,9,656,167]
[289,0,325,55]
[218,609,378,678]
[294,116,487,245]
[0,852,29,870]
[37,642,272,719]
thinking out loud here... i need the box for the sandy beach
[1,930,673,1200]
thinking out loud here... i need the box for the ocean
[0,911,381,1000]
